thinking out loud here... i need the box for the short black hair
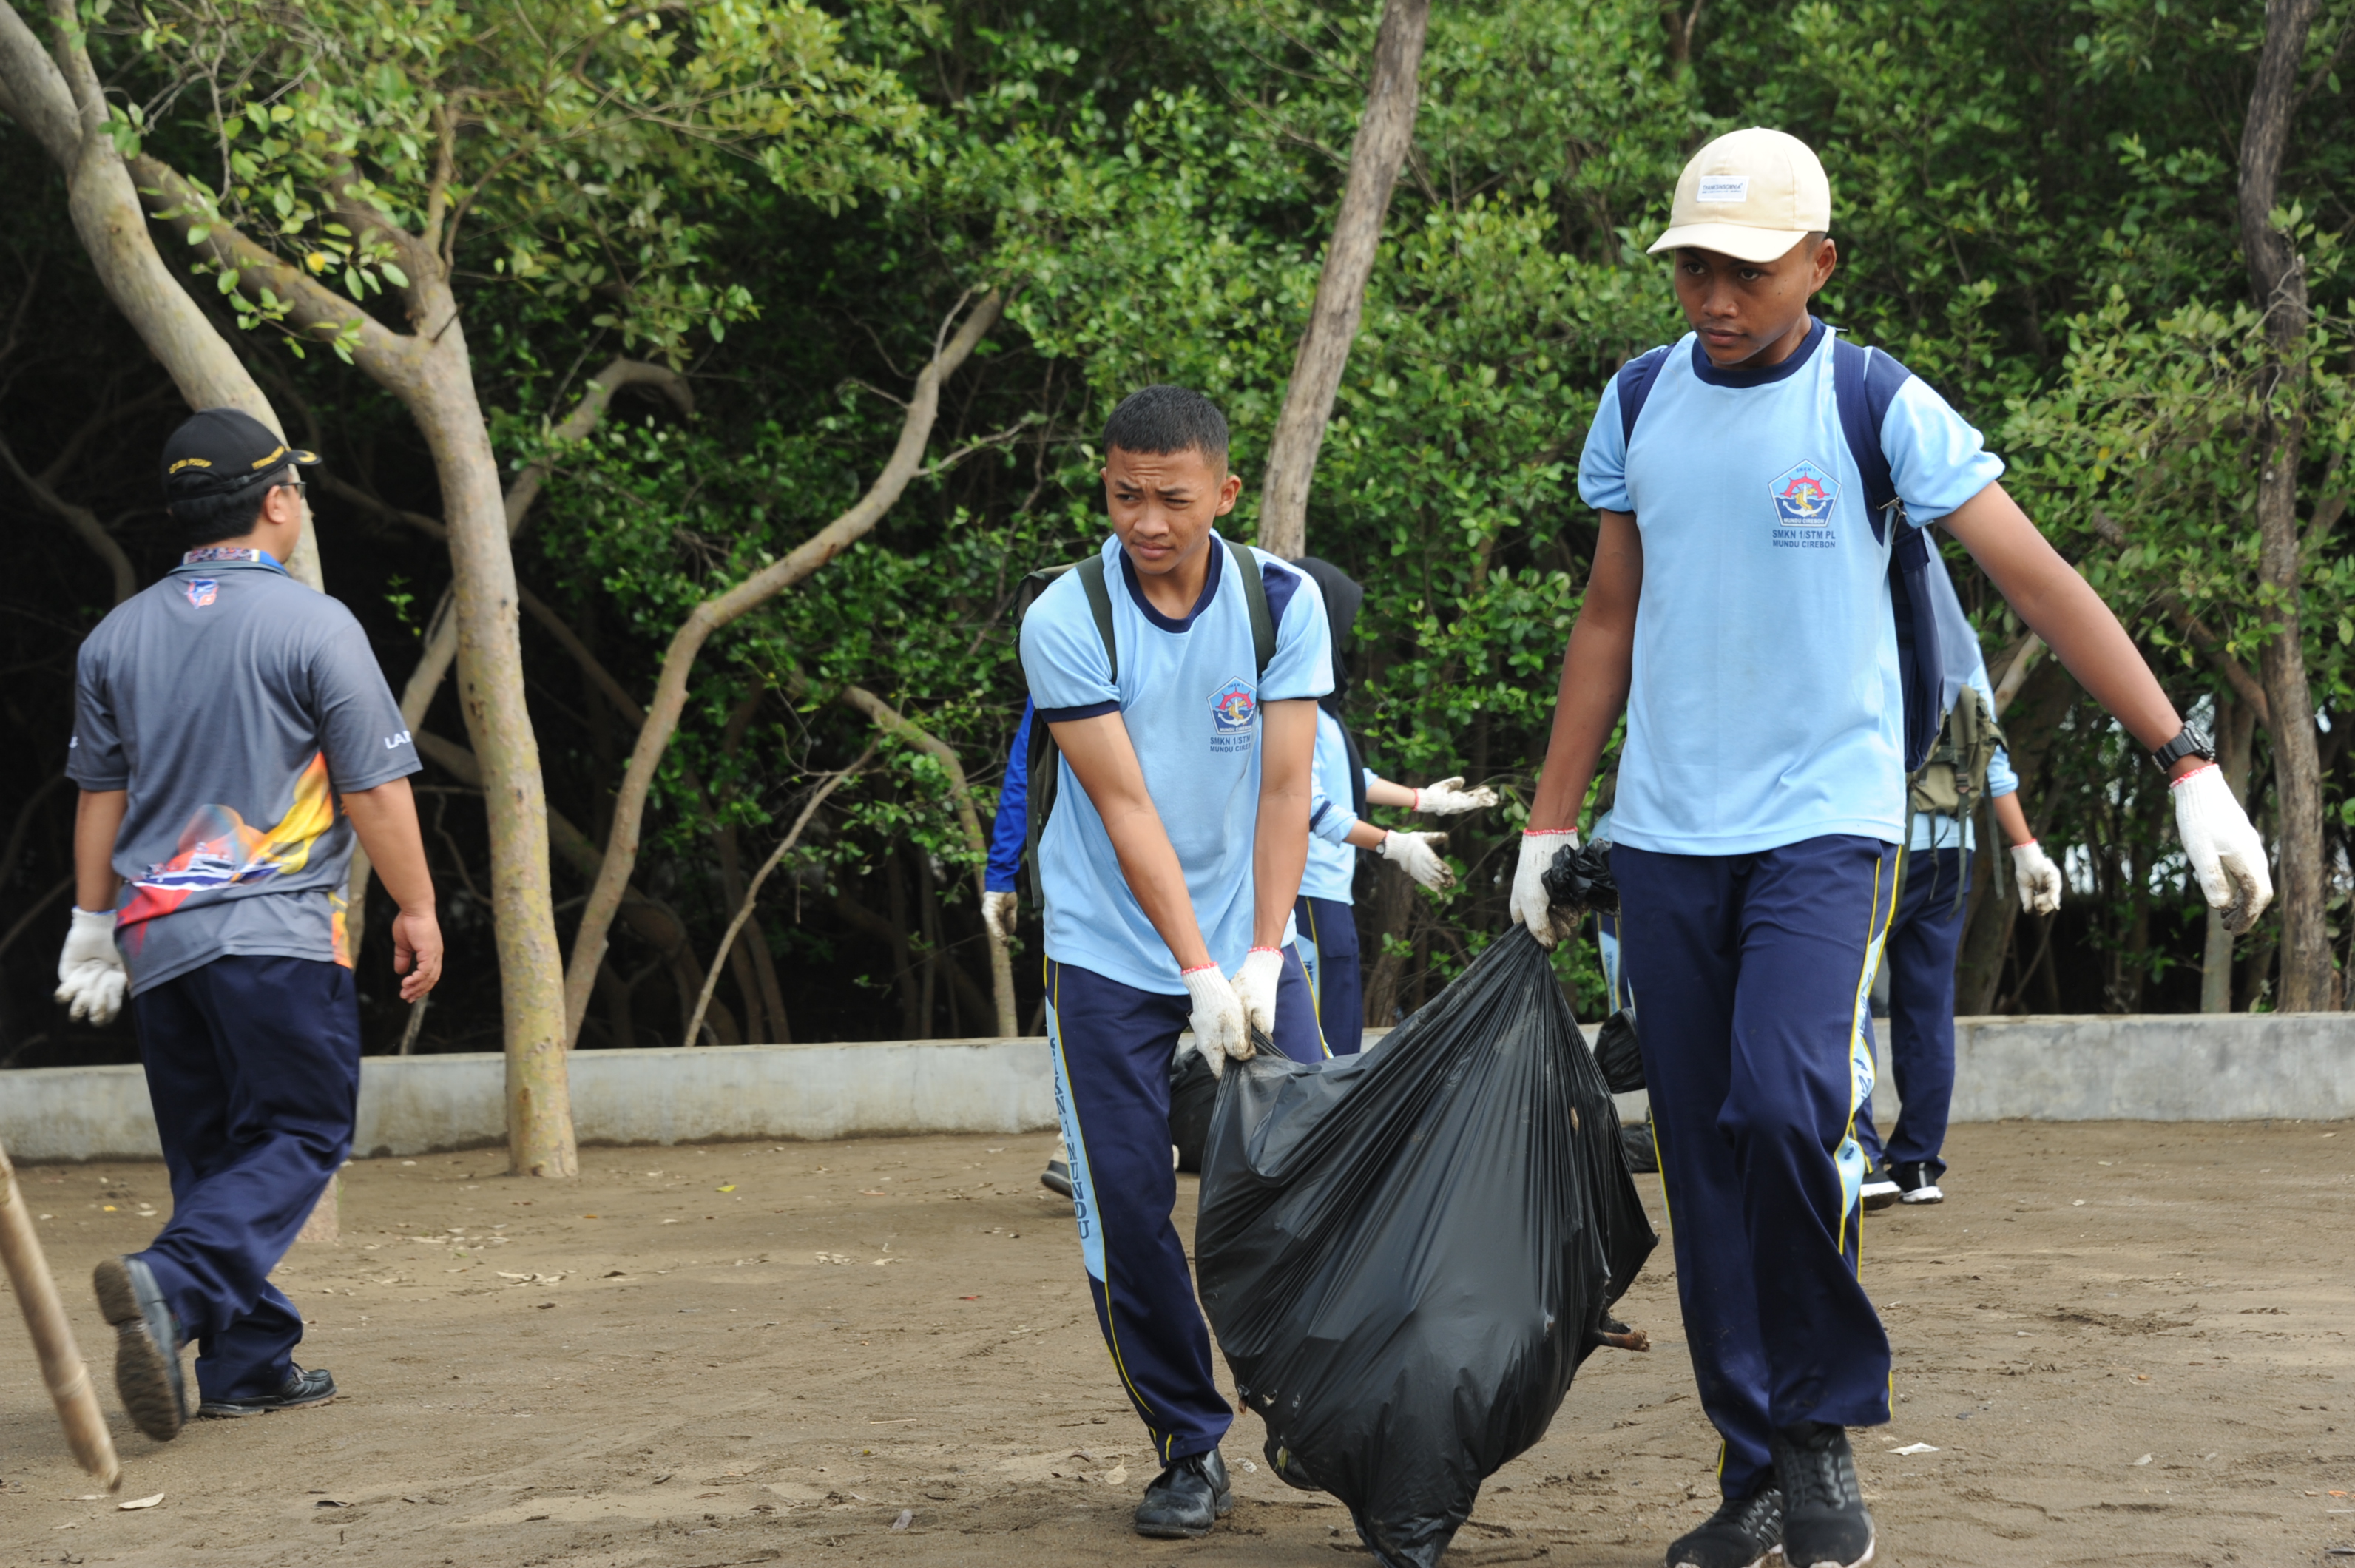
[170,466,288,547]
[1102,385,1229,473]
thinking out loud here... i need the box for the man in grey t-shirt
[58,407,443,1442]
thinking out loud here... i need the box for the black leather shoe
[1132,1449,1233,1538]
[92,1256,186,1442]
[1666,1485,1782,1568]
[1772,1422,1876,1567]
[200,1364,337,1418]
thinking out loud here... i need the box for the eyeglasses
[274,479,308,501]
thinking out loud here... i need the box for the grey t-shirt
[67,552,419,993]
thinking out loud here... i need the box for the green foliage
[106,0,929,359]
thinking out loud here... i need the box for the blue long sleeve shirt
[984,698,1033,893]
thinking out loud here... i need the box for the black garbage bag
[1169,1047,1217,1172]
[1542,837,1618,913]
[1592,1007,1646,1093]
[1194,927,1657,1568]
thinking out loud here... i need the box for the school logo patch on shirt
[184,578,220,609]
[1771,461,1839,527]
[1209,677,1257,752]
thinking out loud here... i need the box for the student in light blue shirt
[1510,128,2270,1568]
[1288,558,1484,1047]
[1018,385,1331,1541]
[1856,629,2064,1210]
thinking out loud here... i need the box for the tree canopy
[4,0,2351,1071]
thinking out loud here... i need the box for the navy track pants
[1613,836,1897,1500]
[1856,846,1969,1177]
[1293,894,1363,1054]
[128,955,359,1402]
[1044,950,1325,1465]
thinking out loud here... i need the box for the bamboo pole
[0,1135,121,1490]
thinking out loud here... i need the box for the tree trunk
[2237,0,2331,1009]
[0,1,324,586]
[344,359,690,952]
[1255,0,1431,559]
[2201,692,2260,1012]
[560,292,1003,1044]
[403,328,575,1176]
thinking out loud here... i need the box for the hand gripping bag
[1194,927,1657,1567]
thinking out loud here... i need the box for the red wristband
[2169,762,2219,788]
[1180,962,1220,976]
[1410,788,1423,810]
[1523,828,1578,839]
[1248,946,1281,956]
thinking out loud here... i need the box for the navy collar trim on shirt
[1688,317,1828,388]
[1118,533,1226,632]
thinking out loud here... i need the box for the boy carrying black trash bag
[1019,385,1334,1539]
[1512,129,2270,1568]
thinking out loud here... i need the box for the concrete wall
[2,1013,2348,1163]
[0,1038,1058,1163]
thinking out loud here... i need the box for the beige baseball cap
[1648,127,1831,263]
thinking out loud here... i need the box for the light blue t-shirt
[1021,534,1334,993]
[1302,709,1362,902]
[1577,321,2005,855]
[1910,657,2019,853]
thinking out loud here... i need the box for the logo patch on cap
[185,578,220,609]
[1697,175,1751,203]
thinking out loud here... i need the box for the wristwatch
[2150,724,2216,774]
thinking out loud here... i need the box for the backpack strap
[1832,334,1947,773]
[1226,538,1276,678]
[1615,346,1672,446]
[1074,554,1116,681]
[1830,337,1911,544]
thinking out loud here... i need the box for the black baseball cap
[160,408,319,501]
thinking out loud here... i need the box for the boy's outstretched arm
[1943,481,2272,927]
[1514,510,1643,944]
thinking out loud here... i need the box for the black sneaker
[1771,1422,1876,1567]
[1039,1156,1073,1198]
[1894,1161,1944,1205]
[1859,1160,1900,1212]
[1132,1449,1233,1538]
[91,1255,186,1442]
[198,1364,337,1418]
[1665,1486,1783,1568]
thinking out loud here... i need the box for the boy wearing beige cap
[1509,128,2270,1568]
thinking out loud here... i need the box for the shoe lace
[1777,1427,1857,1513]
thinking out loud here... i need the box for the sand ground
[1,1119,2351,1568]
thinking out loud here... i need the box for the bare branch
[683,743,875,1050]
[0,427,133,602]
[559,289,1007,1044]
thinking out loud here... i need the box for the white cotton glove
[1181,964,1254,1078]
[981,890,1018,944]
[1410,777,1498,816]
[1229,945,1285,1041]
[2172,763,2273,934]
[1379,829,1456,891]
[1509,828,1582,949]
[55,907,127,1026]
[2009,839,2062,916]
